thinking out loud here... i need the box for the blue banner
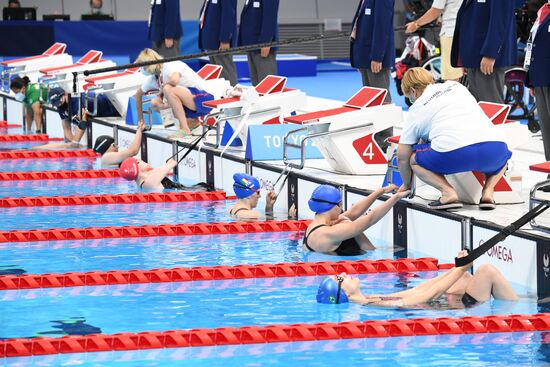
[245,124,323,161]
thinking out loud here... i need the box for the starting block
[202,75,307,148]
[38,50,116,93]
[385,101,526,204]
[1,43,73,91]
[283,87,403,175]
[83,67,146,118]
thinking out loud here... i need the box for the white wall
[2,0,403,23]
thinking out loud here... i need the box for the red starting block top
[255,75,286,95]
[202,87,296,109]
[197,64,222,80]
[478,101,511,125]
[284,87,388,124]
[39,50,103,74]
[387,135,401,144]
[284,107,356,124]
[1,43,67,66]
[530,162,550,173]
[344,87,387,108]
[84,68,139,83]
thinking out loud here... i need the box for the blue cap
[316,276,349,304]
[308,185,341,214]
[233,173,260,199]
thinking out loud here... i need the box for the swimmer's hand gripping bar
[455,201,550,267]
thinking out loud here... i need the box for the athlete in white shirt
[397,68,512,210]
[134,48,215,138]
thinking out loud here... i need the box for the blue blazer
[451,0,516,68]
[199,0,237,51]
[238,0,280,47]
[148,0,183,43]
[527,10,550,87]
[350,0,395,69]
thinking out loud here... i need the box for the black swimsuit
[140,177,212,191]
[303,224,364,256]
[230,207,248,216]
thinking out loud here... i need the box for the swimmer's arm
[143,159,177,188]
[135,88,145,123]
[343,184,397,220]
[101,122,145,166]
[399,266,469,306]
[397,144,414,189]
[323,194,404,246]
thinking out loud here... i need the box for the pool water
[4,332,550,367]
[0,141,45,150]
[0,157,99,172]
[0,274,536,340]
[0,178,142,197]
[0,232,396,275]
[0,201,238,231]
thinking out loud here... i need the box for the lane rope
[0,219,310,243]
[0,257,438,290]
[0,150,98,160]
[1,313,548,357]
[0,191,227,208]
[0,169,119,181]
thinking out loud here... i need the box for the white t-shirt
[400,81,506,152]
[431,0,462,37]
[140,61,213,94]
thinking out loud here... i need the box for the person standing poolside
[10,76,47,133]
[405,0,463,81]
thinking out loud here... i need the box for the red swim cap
[119,157,139,181]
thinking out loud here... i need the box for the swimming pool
[0,178,138,197]
[0,201,236,231]
[4,332,550,367]
[0,157,99,172]
[0,273,535,340]
[0,232,398,275]
[0,141,45,150]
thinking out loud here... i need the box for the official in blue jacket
[199,0,238,86]
[350,0,395,103]
[238,0,280,86]
[149,0,183,58]
[450,0,516,103]
[527,2,550,164]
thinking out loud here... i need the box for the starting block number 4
[352,134,387,164]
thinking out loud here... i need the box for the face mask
[14,92,25,102]
[141,67,153,77]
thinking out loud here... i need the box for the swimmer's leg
[464,264,518,302]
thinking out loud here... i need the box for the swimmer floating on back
[303,184,409,256]
[317,251,518,307]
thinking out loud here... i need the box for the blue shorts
[414,141,512,175]
[184,87,214,118]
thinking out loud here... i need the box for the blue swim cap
[308,185,341,214]
[316,276,348,304]
[233,173,260,199]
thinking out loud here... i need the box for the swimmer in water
[228,173,278,219]
[303,184,409,256]
[93,121,147,167]
[316,251,518,307]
